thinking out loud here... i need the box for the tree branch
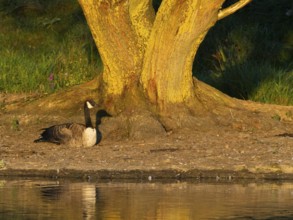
[129,0,155,45]
[218,0,252,20]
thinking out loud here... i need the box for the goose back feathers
[34,100,97,147]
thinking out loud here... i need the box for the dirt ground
[0,93,293,181]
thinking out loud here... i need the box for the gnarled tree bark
[78,0,252,117]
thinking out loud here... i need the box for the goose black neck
[84,102,93,128]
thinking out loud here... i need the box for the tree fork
[78,0,253,115]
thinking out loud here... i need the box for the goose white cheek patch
[86,101,95,109]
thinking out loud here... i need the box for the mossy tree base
[5,75,292,141]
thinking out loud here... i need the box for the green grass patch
[0,0,102,93]
[199,62,292,105]
[194,0,293,105]
[250,68,293,105]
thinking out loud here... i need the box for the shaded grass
[250,67,293,105]
[194,0,293,105]
[201,62,293,105]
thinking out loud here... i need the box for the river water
[1,179,293,220]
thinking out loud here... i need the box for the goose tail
[34,137,44,143]
[34,127,62,145]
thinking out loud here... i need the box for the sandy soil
[0,93,293,181]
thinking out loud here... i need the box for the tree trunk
[78,1,138,95]
[78,0,252,116]
[72,0,261,133]
[140,0,226,112]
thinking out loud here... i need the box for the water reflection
[40,184,63,201]
[82,184,97,220]
[1,179,293,219]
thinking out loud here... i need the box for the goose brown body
[34,100,97,147]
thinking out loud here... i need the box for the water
[1,179,293,220]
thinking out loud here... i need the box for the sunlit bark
[78,0,150,96]
[78,0,252,114]
[140,0,225,110]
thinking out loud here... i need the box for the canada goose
[34,100,97,147]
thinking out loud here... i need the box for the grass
[250,68,293,105]
[194,0,293,105]
[0,0,102,93]
[203,62,293,105]
[0,0,292,105]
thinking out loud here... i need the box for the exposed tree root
[2,79,292,141]
[3,77,101,116]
